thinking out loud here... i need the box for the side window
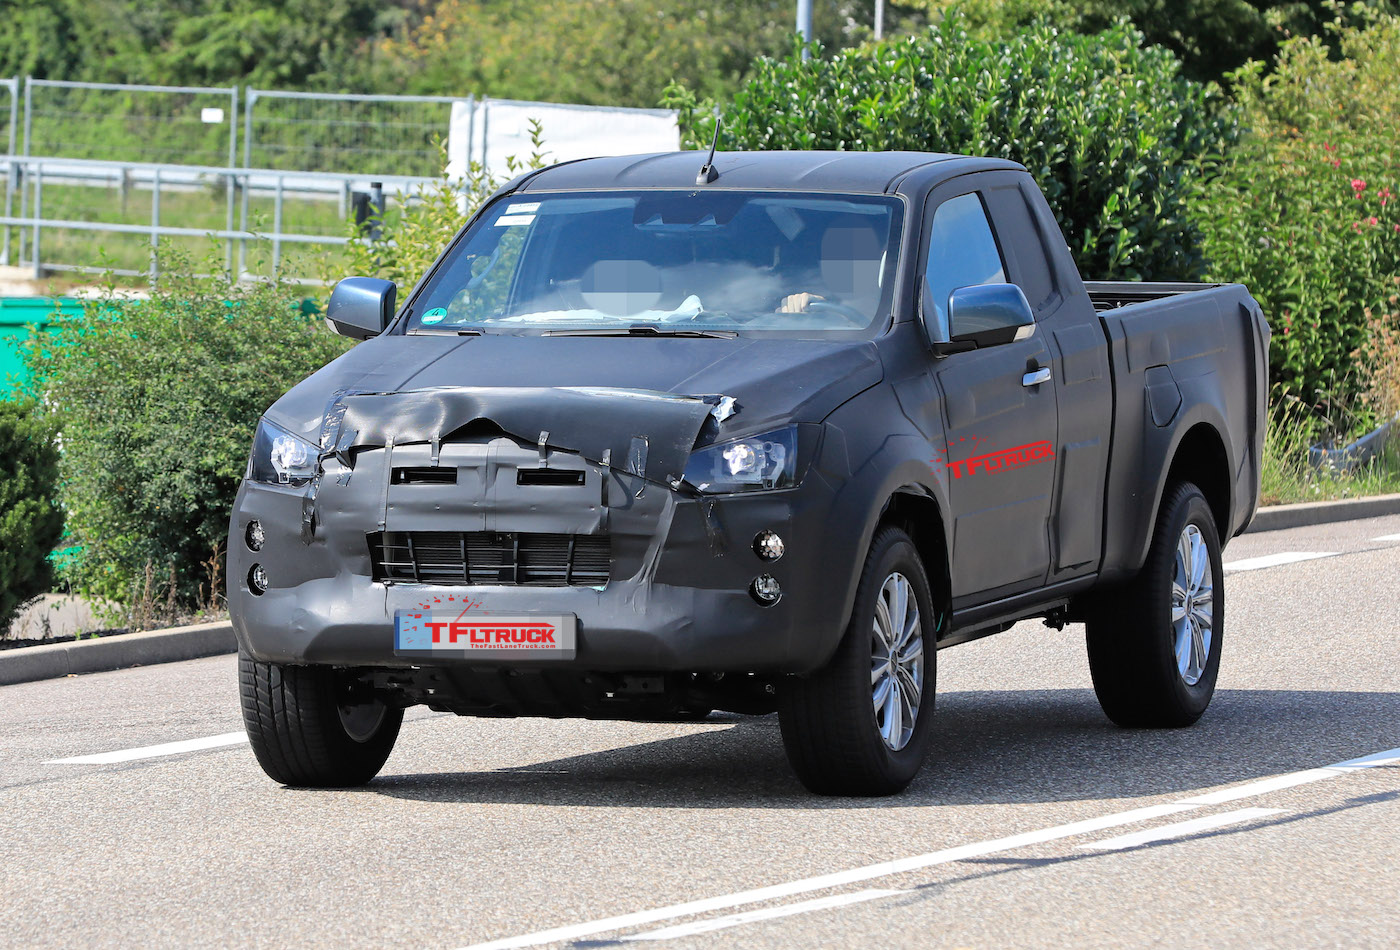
[983,182,1058,315]
[925,192,1006,324]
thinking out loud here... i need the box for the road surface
[2,514,1397,948]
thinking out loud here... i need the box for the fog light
[245,520,265,552]
[248,564,269,595]
[750,574,782,606]
[753,530,785,561]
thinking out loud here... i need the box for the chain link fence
[243,90,463,177]
[2,77,19,265]
[23,80,238,166]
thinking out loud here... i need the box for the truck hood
[264,333,883,485]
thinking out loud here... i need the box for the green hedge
[21,250,350,611]
[0,398,65,633]
[1192,14,1400,430]
[666,15,1236,281]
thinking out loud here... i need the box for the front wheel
[239,654,403,787]
[1085,482,1224,727]
[780,526,938,796]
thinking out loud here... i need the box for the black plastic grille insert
[368,531,610,587]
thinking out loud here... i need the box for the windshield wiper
[408,328,486,336]
[543,325,738,339]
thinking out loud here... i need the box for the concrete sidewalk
[0,619,235,687]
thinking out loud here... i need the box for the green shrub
[22,247,351,615]
[0,398,65,633]
[666,14,1237,281]
[330,126,548,292]
[1192,13,1400,429]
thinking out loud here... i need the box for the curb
[0,619,236,687]
[1243,492,1400,534]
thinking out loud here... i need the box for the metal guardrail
[0,156,438,284]
[0,76,677,284]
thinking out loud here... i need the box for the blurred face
[820,224,884,308]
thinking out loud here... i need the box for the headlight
[248,418,318,487]
[682,426,799,493]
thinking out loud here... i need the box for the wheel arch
[1164,421,1232,540]
[877,489,952,636]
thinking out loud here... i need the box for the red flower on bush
[1368,216,1380,226]
[1352,178,1368,197]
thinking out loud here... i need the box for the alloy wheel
[871,571,925,750]
[1171,523,1215,685]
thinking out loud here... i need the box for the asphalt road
[2,514,1398,949]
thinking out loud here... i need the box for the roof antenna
[696,117,722,185]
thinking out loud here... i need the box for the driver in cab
[775,222,885,318]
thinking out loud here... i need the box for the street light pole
[874,0,885,40]
[796,0,813,61]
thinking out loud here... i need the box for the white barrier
[446,99,680,182]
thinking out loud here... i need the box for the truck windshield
[406,190,904,334]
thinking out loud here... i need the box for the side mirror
[946,283,1035,349]
[325,277,397,340]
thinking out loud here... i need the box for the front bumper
[228,437,853,674]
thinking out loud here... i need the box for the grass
[1260,394,1400,505]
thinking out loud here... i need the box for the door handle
[1022,367,1052,388]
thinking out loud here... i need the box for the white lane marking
[1179,746,1400,805]
[621,889,908,942]
[1223,551,1337,572]
[1078,807,1284,852]
[1372,534,1400,541]
[45,731,248,765]
[456,744,1400,950]
[454,803,1196,950]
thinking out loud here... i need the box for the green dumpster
[0,297,85,396]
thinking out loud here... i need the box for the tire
[239,653,403,787]
[1086,482,1224,728]
[780,526,938,796]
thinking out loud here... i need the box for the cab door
[923,182,1060,606]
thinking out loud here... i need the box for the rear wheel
[1086,482,1224,727]
[780,526,937,796]
[239,654,403,787]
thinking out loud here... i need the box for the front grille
[368,531,610,587]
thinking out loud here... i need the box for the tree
[909,0,1397,84]
[367,0,928,108]
[668,13,1236,281]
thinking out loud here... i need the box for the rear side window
[984,182,1058,315]
[924,192,1006,324]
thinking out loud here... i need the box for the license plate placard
[394,609,577,660]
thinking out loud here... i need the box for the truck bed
[1091,281,1270,582]
[1085,281,1226,312]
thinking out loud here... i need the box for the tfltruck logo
[942,440,1055,479]
[393,605,578,657]
[422,621,557,647]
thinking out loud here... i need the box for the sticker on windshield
[421,307,448,325]
[505,202,540,214]
[495,214,536,227]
